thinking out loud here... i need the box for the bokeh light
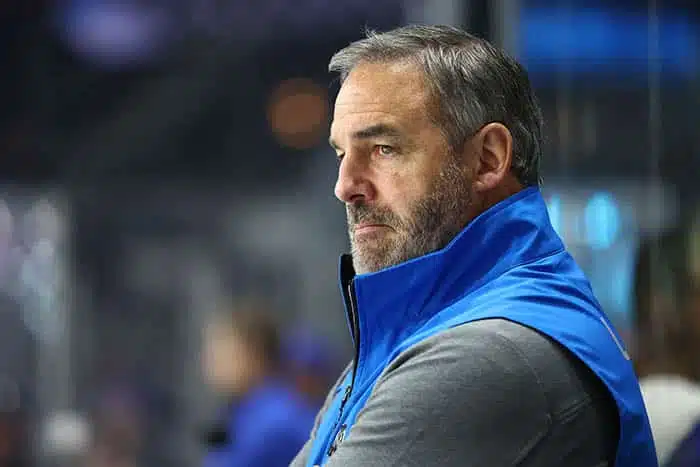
[267,78,329,150]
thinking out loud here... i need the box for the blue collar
[339,187,565,384]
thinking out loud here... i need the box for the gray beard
[348,158,472,275]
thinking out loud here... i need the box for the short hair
[329,24,544,186]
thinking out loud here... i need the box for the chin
[353,257,397,275]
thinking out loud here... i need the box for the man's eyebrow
[329,123,403,149]
[352,123,402,140]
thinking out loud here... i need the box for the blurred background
[0,0,698,466]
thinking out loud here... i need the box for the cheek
[379,173,426,218]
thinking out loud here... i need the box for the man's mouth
[353,223,391,235]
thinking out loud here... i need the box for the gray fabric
[290,318,619,466]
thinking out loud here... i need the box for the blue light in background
[584,192,621,250]
[519,7,699,77]
[611,241,635,321]
[546,194,563,237]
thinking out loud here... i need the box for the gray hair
[329,25,543,186]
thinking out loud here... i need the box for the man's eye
[375,145,395,157]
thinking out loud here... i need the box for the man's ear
[469,122,513,193]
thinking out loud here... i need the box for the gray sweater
[290,319,619,466]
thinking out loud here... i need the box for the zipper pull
[327,386,353,458]
[341,385,352,405]
[327,424,347,457]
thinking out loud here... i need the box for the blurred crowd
[0,0,698,466]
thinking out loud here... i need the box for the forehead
[331,61,433,138]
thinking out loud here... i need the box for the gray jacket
[291,319,619,466]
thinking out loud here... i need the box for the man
[633,218,700,466]
[291,25,657,467]
[202,305,318,467]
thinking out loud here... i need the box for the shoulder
[387,319,618,418]
[388,319,580,392]
[321,320,619,466]
[356,319,619,465]
[374,318,560,425]
[381,319,581,414]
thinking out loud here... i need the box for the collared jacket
[304,187,657,466]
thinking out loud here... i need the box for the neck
[470,179,524,219]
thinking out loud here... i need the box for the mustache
[347,204,401,229]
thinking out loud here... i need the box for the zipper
[347,281,360,387]
[327,281,360,457]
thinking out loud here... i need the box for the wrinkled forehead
[331,61,433,135]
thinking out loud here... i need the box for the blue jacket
[205,379,317,467]
[305,187,657,466]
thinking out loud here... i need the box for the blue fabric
[205,379,317,467]
[306,187,657,467]
[665,421,700,467]
[282,327,341,379]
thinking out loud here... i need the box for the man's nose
[334,154,374,204]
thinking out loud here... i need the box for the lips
[353,224,390,235]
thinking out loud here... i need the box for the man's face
[330,61,474,274]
